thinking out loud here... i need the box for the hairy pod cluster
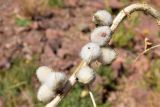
[78,10,117,86]
[37,84,55,102]
[80,42,101,63]
[36,66,67,102]
[92,10,113,26]
[45,72,67,91]
[36,9,117,104]
[91,26,111,46]
[98,47,117,65]
[76,66,95,84]
[36,66,52,83]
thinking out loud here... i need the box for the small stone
[78,23,90,33]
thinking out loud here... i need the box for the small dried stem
[88,86,97,107]
[89,91,97,107]
[46,3,160,107]
[134,44,160,62]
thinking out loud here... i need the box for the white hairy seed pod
[44,72,67,91]
[37,84,55,102]
[80,42,101,64]
[92,10,113,26]
[91,26,111,46]
[36,66,52,83]
[98,47,117,65]
[76,66,95,84]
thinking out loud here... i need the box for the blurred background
[0,0,160,107]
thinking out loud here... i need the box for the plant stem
[110,3,160,33]
[88,86,97,107]
[134,44,160,62]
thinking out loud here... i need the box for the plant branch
[46,3,160,107]
[110,3,160,33]
[88,86,97,107]
[134,44,160,62]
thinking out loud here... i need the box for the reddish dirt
[0,0,160,107]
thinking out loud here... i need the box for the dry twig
[134,44,160,62]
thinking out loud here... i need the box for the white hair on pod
[91,26,111,46]
[44,72,67,91]
[92,10,113,26]
[36,66,53,83]
[76,66,95,84]
[80,42,101,64]
[98,47,117,65]
[37,84,55,102]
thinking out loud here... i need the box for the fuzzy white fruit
[36,66,53,83]
[98,47,117,65]
[92,10,113,26]
[44,72,67,91]
[37,84,55,102]
[76,66,95,84]
[80,42,101,63]
[91,26,111,46]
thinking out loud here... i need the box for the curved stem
[134,44,160,63]
[89,91,97,107]
[46,3,160,107]
[110,3,160,33]
[87,86,97,107]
